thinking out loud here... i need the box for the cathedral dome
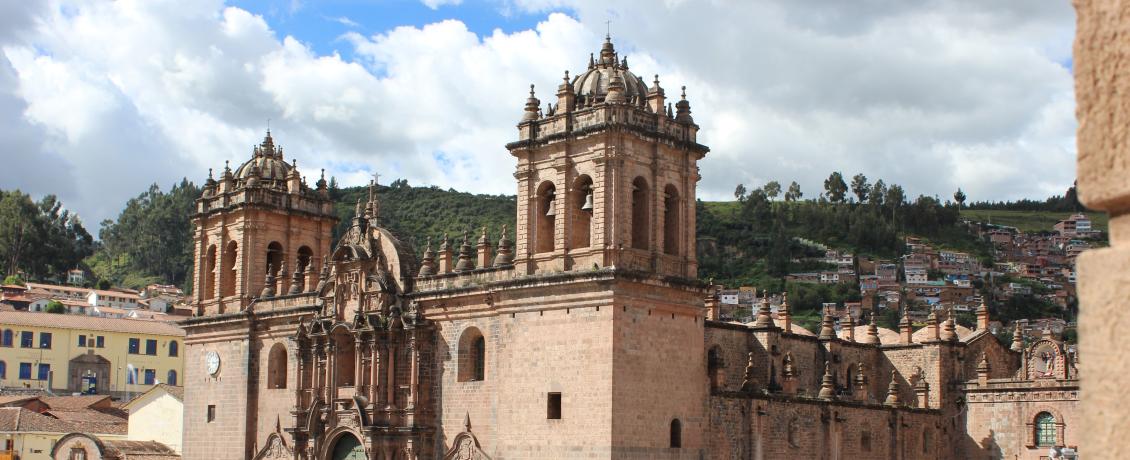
[234,131,293,183]
[570,37,649,103]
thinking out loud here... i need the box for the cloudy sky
[0,0,1076,227]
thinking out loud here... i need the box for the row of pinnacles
[731,293,1003,410]
[417,227,516,277]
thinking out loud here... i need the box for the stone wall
[1074,1,1130,456]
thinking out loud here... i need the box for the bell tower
[190,131,338,315]
[506,36,708,278]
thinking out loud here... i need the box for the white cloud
[0,0,1076,227]
[420,0,463,10]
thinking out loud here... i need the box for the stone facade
[180,38,1080,460]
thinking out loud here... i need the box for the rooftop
[0,311,184,336]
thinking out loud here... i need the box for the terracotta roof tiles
[0,311,184,336]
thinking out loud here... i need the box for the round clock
[205,351,221,376]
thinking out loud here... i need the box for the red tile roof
[0,311,184,336]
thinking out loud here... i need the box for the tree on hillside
[763,181,781,201]
[96,180,198,288]
[851,174,870,204]
[869,180,887,206]
[785,181,803,202]
[0,190,93,279]
[824,172,848,203]
[885,184,906,208]
[734,184,747,202]
[954,188,967,208]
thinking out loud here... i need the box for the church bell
[581,191,594,211]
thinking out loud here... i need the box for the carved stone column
[369,339,380,406]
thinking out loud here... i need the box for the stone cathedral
[181,38,1080,460]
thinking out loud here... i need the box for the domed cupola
[234,130,294,186]
[570,36,650,106]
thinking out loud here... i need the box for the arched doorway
[330,433,366,460]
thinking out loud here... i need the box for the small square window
[207,405,216,423]
[547,392,562,420]
[78,335,86,347]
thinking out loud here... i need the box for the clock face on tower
[205,351,221,376]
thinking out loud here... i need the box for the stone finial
[606,71,626,104]
[780,292,793,333]
[476,226,493,269]
[854,362,869,402]
[438,233,454,274]
[976,300,990,330]
[782,352,797,396]
[464,413,472,432]
[275,261,287,295]
[818,312,836,340]
[941,309,958,342]
[862,311,880,345]
[493,225,514,267]
[818,362,836,400]
[740,352,756,393]
[675,86,694,123]
[454,231,475,272]
[316,257,330,292]
[926,311,940,342]
[753,296,774,328]
[287,264,303,295]
[899,311,913,344]
[977,352,991,385]
[843,314,856,342]
[1011,324,1024,352]
[260,270,276,299]
[521,84,540,122]
[304,257,317,293]
[884,371,901,407]
[419,238,436,277]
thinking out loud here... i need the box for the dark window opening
[128,338,140,354]
[670,419,682,448]
[145,339,157,356]
[207,405,216,422]
[547,392,562,419]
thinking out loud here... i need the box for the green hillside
[960,209,1107,233]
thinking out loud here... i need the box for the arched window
[458,327,486,382]
[267,343,288,389]
[168,341,178,357]
[663,185,680,255]
[204,244,217,300]
[0,361,6,379]
[332,329,355,387]
[536,181,556,253]
[296,246,313,273]
[221,241,238,298]
[570,176,593,249]
[167,370,177,386]
[670,419,682,448]
[1,329,11,347]
[1035,412,1057,447]
[266,242,284,275]
[631,177,650,250]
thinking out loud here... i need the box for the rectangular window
[143,369,155,385]
[207,405,216,423]
[128,338,139,354]
[39,332,51,349]
[547,392,562,419]
[37,363,50,381]
[78,335,86,347]
[96,336,104,348]
[18,363,31,380]
[145,339,157,356]
[20,332,32,348]
[126,368,138,385]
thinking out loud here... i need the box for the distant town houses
[0,282,189,322]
